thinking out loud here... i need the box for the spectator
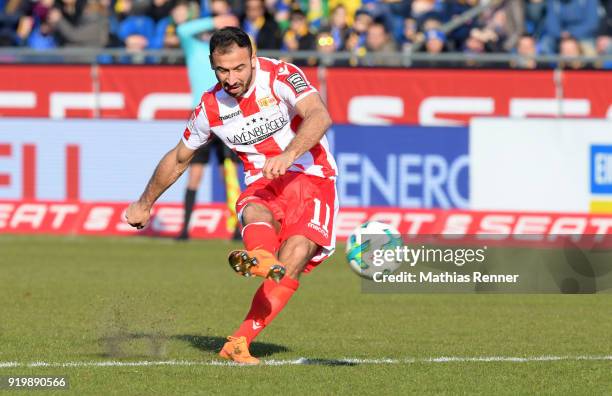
[540,0,599,55]
[303,0,325,30]
[11,0,55,45]
[264,0,290,30]
[47,0,109,47]
[525,0,546,37]
[343,7,371,56]
[329,4,349,51]
[328,0,360,26]
[282,9,316,53]
[0,0,21,45]
[442,0,477,49]
[464,32,485,54]
[27,17,57,48]
[601,0,612,38]
[118,3,155,60]
[210,0,231,16]
[596,35,612,69]
[463,28,491,67]
[596,0,612,68]
[500,0,524,51]
[594,35,611,69]
[174,13,242,240]
[470,1,524,53]
[411,0,436,23]
[148,0,174,22]
[400,17,419,53]
[421,15,441,32]
[410,25,450,67]
[424,29,446,54]
[55,0,87,26]
[362,20,399,66]
[153,0,198,48]
[559,35,584,69]
[510,34,538,69]
[359,0,394,35]
[315,28,337,65]
[241,0,281,50]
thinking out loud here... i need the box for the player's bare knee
[241,203,274,225]
[279,236,318,278]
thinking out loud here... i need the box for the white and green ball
[345,221,404,279]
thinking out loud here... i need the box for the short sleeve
[273,62,318,109]
[182,104,212,150]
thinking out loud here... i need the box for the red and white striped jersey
[182,57,337,185]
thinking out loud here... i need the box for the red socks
[235,221,294,345]
[232,276,300,345]
[242,222,280,253]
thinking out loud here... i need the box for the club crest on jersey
[286,73,308,94]
[226,115,288,145]
[257,96,277,108]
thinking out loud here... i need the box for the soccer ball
[345,221,404,279]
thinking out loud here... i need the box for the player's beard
[224,70,254,98]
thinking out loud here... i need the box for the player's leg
[221,176,336,364]
[221,235,318,364]
[277,235,319,279]
[220,201,286,364]
[241,202,279,250]
[177,147,209,240]
[227,202,285,279]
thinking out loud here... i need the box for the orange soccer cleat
[219,336,260,365]
[228,249,286,282]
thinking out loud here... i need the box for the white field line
[0,356,611,368]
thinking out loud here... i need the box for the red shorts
[236,172,338,272]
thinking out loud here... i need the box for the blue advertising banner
[332,125,469,208]
[0,119,468,208]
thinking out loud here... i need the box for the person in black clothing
[241,0,280,50]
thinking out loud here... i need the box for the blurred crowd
[1,0,612,68]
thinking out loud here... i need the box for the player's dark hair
[210,27,253,56]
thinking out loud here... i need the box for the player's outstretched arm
[262,93,332,179]
[126,140,196,229]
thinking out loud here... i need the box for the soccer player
[125,26,338,364]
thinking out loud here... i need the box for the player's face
[211,45,256,97]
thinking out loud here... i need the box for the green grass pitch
[1,235,611,395]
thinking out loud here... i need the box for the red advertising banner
[325,68,612,125]
[1,65,610,124]
[0,65,319,120]
[2,200,611,243]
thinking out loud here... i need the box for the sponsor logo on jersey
[287,73,309,94]
[220,110,241,121]
[226,115,288,145]
[308,222,329,238]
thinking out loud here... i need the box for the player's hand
[125,201,151,229]
[263,151,295,179]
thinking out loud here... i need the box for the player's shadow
[174,334,290,358]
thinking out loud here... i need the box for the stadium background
[1,65,611,238]
[1,0,612,393]
[2,0,612,237]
